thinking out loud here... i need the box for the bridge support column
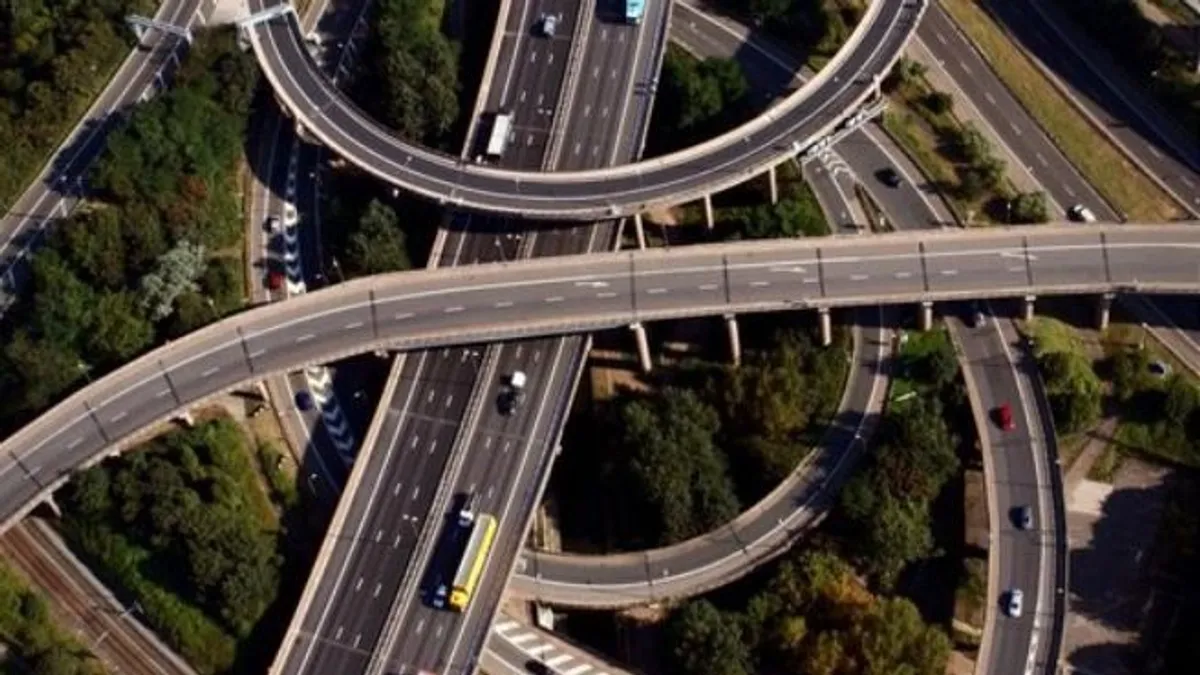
[767,165,779,205]
[42,494,62,518]
[725,314,742,366]
[703,194,715,231]
[175,411,195,427]
[919,301,934,331]
[1096,293,1115,331]
[630,322,653,373]
[819,307,833,347]
[632,213,648,249]
[1023,295,1036,322]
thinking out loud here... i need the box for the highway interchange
[4,0,1200,674]
[244,0,923,218]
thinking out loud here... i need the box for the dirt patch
[588,350,651,401]
[643,206,681,227]
[963,469,989,551]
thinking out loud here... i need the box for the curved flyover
[510,313,891,608]
[0,224,1197,539]
[246,0,924,219]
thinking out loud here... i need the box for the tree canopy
[0,0,153,210]
[353,0,461,146]
[0,28,255,430]
[61,418,282,674]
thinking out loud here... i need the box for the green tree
[619,388,740,544]
[668,600,753,675]
[1009,191,1049,224]
[86,292,154,366]
[343,199,412,275]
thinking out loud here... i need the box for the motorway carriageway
[243,0,923,219]
[1,224,1199,539]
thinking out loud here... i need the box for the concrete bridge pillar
[632,213,648,250]
[43,495,61,518]
[1096,293,1115,331]
[767,165,779,205]
[819,307,833,347]
[256,381,270,402]
[919,301,934,331]
[176,411,195,427]
[630,322,653,373]
[703,194,715,231]
[725,314,742,366]
[1023,295,1036,322]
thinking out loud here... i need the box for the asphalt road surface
[243,0,923,218]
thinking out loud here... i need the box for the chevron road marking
[492,620,612,675]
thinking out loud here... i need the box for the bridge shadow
[974,0,1200,180]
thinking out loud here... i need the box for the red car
[994,403,1015,431]
[266,270,285,291]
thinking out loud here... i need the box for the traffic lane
[297,352,479,675]
[955,318,1041,674]
[805,159,861,231]
[854,125,954,228]
[284,356,440,675]
[397,339,560,671]
[998,0,1200,210]
[1104,228,1200,285]
[917,5,1113,220]
[431,337,583,675]
[559,21,638,168]
[246,0,911,213]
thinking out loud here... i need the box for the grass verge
[939,0,1181,221]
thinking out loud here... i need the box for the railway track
[0,519,194,675]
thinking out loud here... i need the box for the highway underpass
[244,0,924,218]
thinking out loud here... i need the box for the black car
[295,390,315,412]
[497,388,526,416]
[877,167,903,188]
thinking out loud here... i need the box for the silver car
[1006,588,1024,618]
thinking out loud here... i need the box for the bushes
[554,325,849,550]
[352,0,461,147]
[59,419,282,674]
[1108,348,1200,467]
[666,549,951,675]
[0,28,256,431]
[648,46,754,156]
[0,561,106,675]
[0,0,154,211]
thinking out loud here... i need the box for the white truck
[485,112,513,158]
[499,371,526,416]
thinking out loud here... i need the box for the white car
[1068,204,1096,223]
[539,13,558,37]
[1006,588,1024,618]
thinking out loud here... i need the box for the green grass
[1087,443,1124,482]
[953,556,988,629]
[1024,316,1087,359]
[890,327,953,408]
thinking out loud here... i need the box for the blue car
[295,390,315,412]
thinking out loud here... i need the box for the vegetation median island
[553,320,851,552]
[645,323,973,675]
[882,59,1049,225]
[0,0,155,213]
[0,27,257,433]
[57,416,309,675]
[350,0,462,149]
[1019,310,1200,480]
[646,48,828,238]
[939,0,1181,221]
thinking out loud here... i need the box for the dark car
[295,390,315,412]
[1013,505,1034,530]
[877,167,902,188]
[498,388,526,416]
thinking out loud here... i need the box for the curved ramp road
[510,313,889,607]
[0,224,1198,537]
[245,0,924,219]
